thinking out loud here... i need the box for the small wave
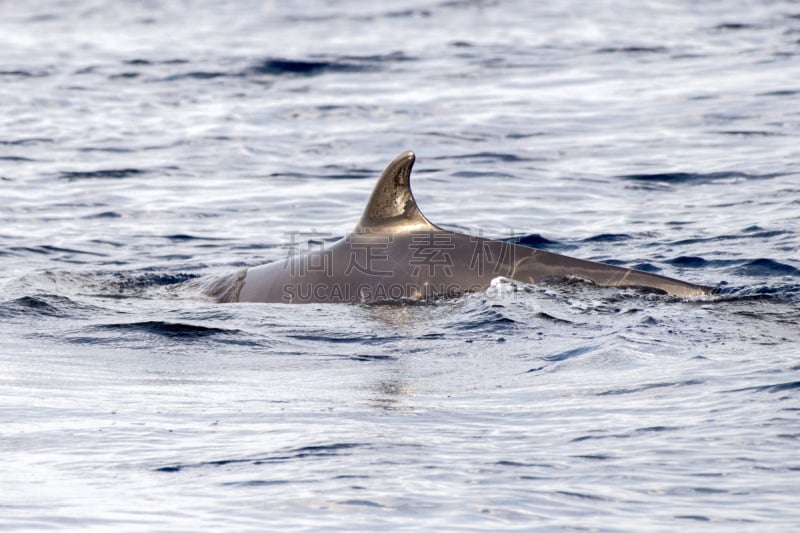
[0,137,54,146]
[542,345,596,362]
[571,454,615,461]
[319,163,375,180]
[452,170,517,179]
[733,259,798,277]
[59,168,147,180]
[222,480,291,487]
[82,211,122,219]
[581,233,633,243]
[77,146,134,153]
[714,130,787,137]
[710,284,800,301]
[535,312,573,324]
[455,302,517,333]
[673,229,789,246]
[0,69,51,78]
[385,8,432,18]
[595,45,669,54]
[620,171,780,186]
[667,256,709,268]
[248,58,370,76]
[597,379,704,396]
[162,234,228,242]
[7,270,202,302]
[123,58,189,66]
[727,380,800,394]
[631,263,661,273]
[506,233,560,249]
[155,442,364,473]
[636,426,679,433]
[109,72,140,80]
[568,428,684,443]
[116,272,200,288]
[288,333,400,345]
[348,354,397,362]
[555,490,609,501]
[163,71,228,81]
[433,151,535,163]
[758,89,800,97]
[0,156,37,162]
[1,295,66,318]
[150,53,413,83]
[338,499,385,508]
[714,22,759,30]
[0,294,99,319]
[676,515,713,522]
[8,245,107,260]
[94,321,239,339]
[246,52,413,77]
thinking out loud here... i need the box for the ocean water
[2,0,799,530]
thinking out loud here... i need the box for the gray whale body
[220,151,710,303]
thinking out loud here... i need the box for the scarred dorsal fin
[354,151,439,234]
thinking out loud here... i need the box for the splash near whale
[217,151,711,303]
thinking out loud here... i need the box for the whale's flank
[231,152,711,303]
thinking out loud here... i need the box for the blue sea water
[1,0,799,530]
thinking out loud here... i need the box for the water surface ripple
[1,1,799,531]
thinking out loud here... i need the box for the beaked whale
[217,151,710,303]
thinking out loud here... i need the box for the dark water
[2,1,799,530]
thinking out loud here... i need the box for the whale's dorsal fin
[354,151,439,234]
